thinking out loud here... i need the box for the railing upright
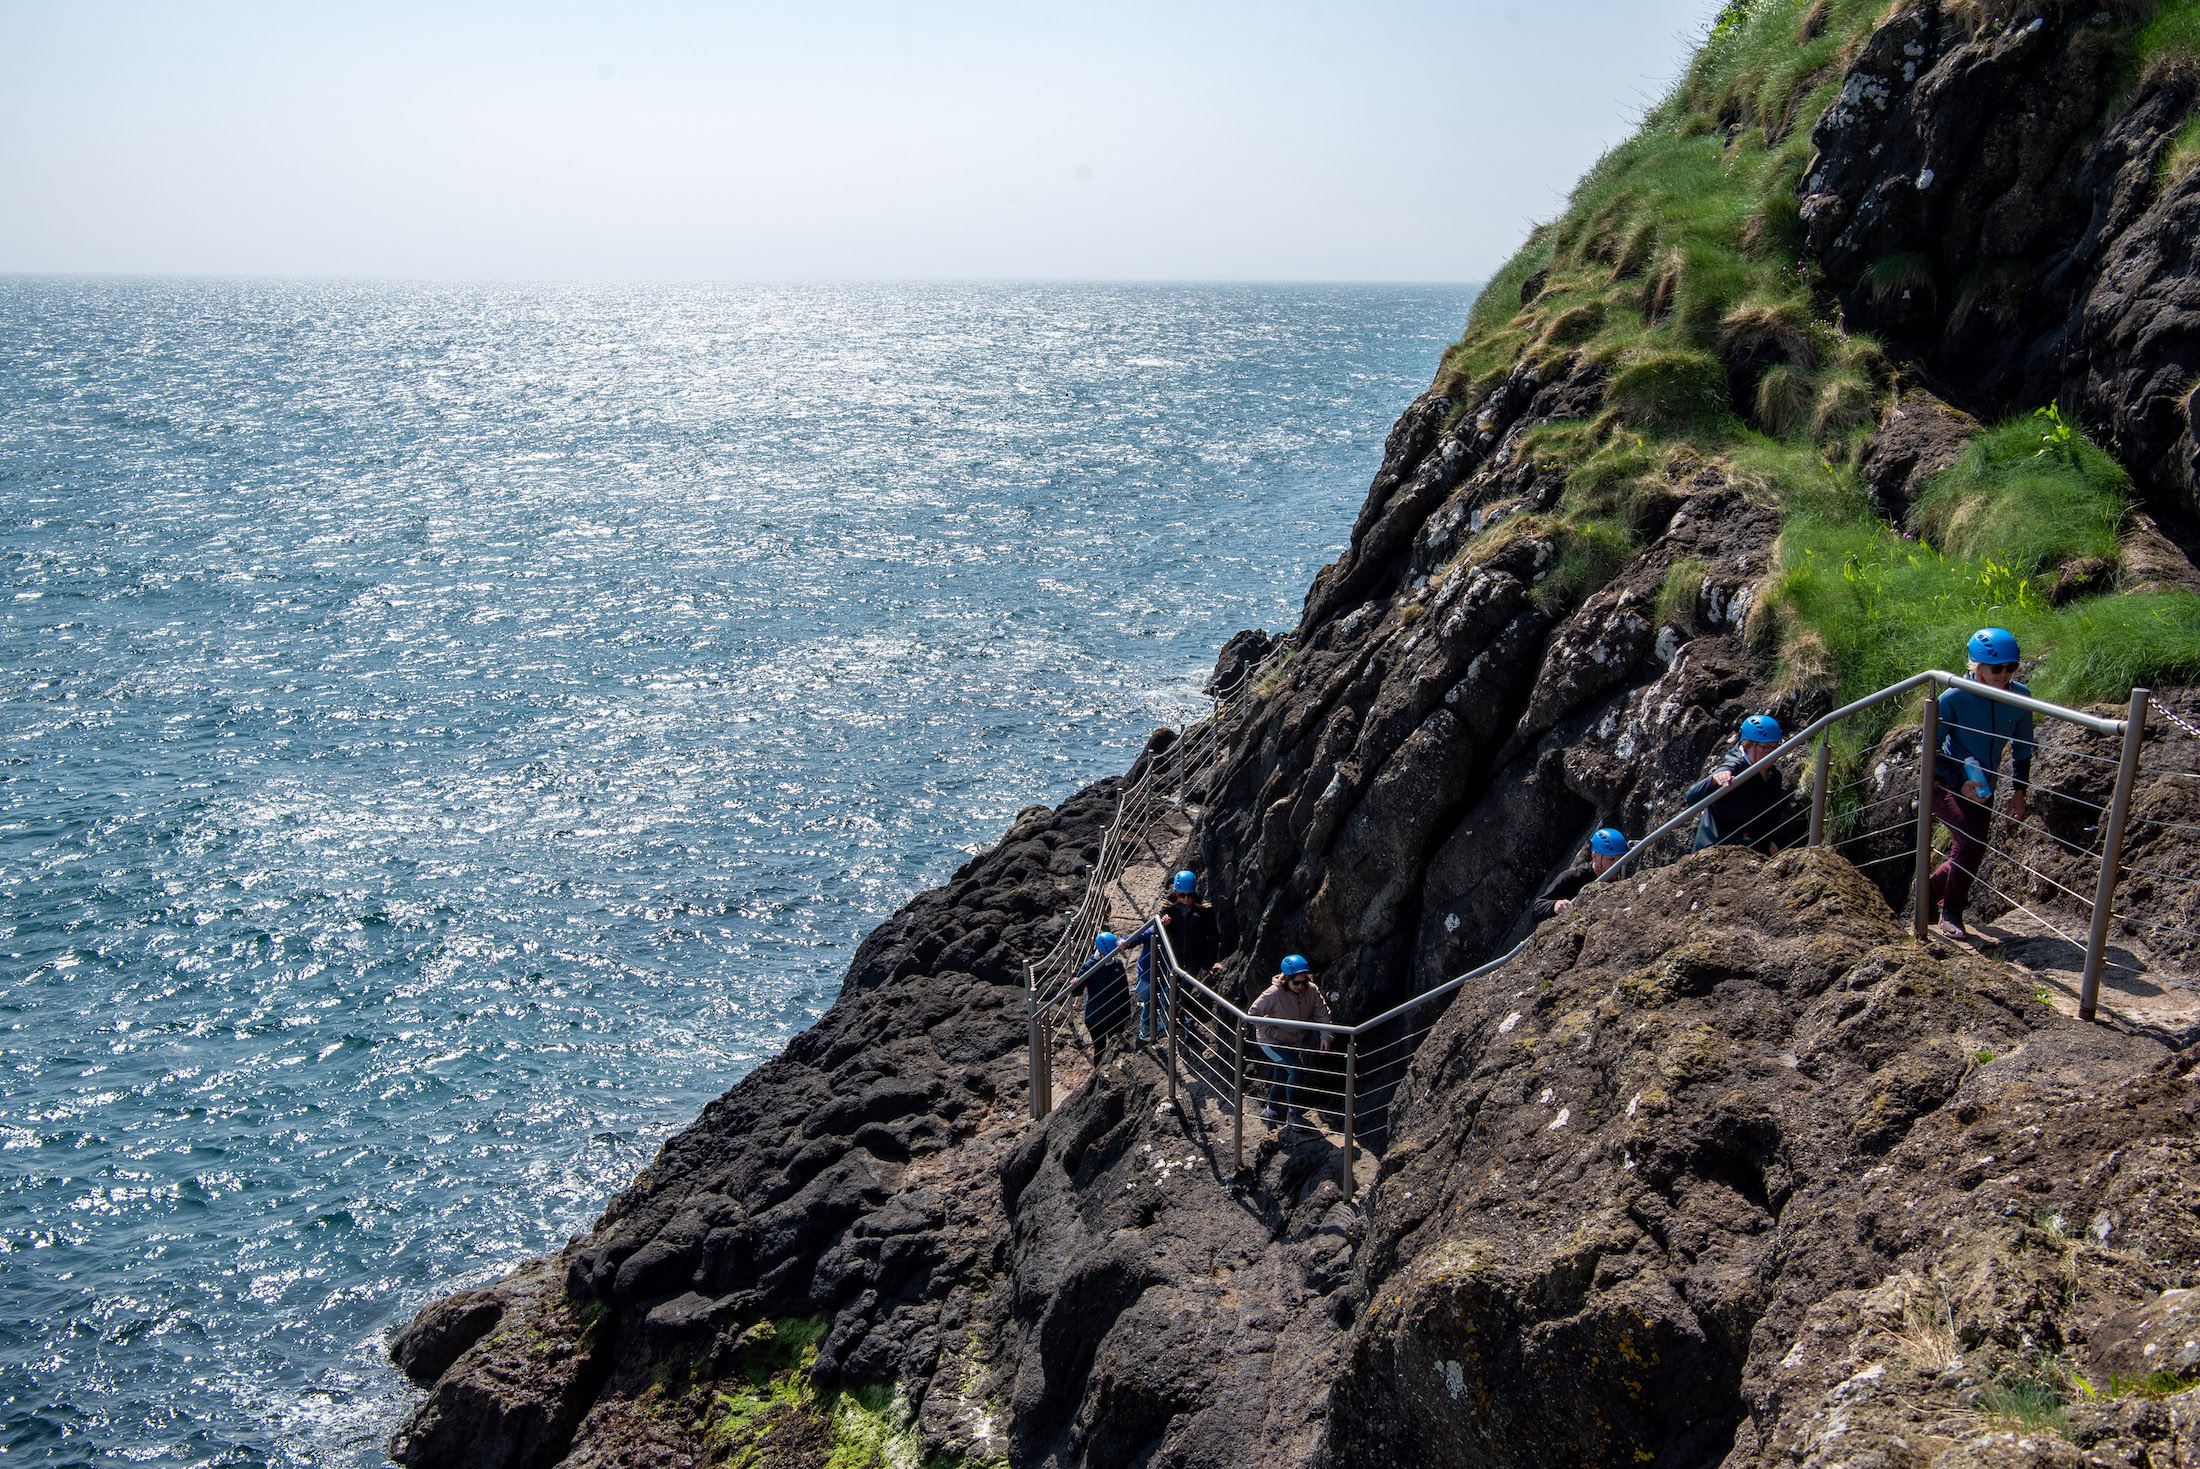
[1026,962,1044,1121]
[1808,735,1831,847]
[1912,694,1939,940]
[1232,1017,1246,1173]
[1166,944,1181,1111]
[1341,1037,1357,1203]
[2081,687,2151,1021]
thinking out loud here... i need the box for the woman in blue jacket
[1928,628,2035,941]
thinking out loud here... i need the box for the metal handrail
[1599,670,2128,880]
[1025,661,2166,1200]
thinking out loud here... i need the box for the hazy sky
[1,1,1722,281]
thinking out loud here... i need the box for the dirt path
[1106,795,1195,934]
[1970,906,2200,1046]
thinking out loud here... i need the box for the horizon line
[0,270,1488,289]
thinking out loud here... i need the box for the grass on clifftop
[1444,0,2200,712]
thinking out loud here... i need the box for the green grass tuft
[2108,1368,2200,1398]
[1657,557,1710,627]
[1862,252,1936,306]
[1535,520,1640,610]
[702,1316,984,1469]
[1979,1373,2069,1434]
[1607,348,1734,435]
[1763,518,2200,722]
[1909,415,2130,577]
[2133,0,2200,81]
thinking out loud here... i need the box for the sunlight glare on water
[0,278,1473,1465]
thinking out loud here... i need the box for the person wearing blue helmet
[1138,869,1222,1042]
[1685,713,1792,854]
[1531,827,1630,925]
[1249,954,1332,1125]
[1926,628,2036,941]
[1080,930,1133,1048]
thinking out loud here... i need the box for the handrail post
[1232,1016,1246,1173]
[1025,962,1047,1122]
[1341,1035,1357,1204]
[1809,735,1831,847]
[2081,688,2150,1021]
[1166,959,1182,1111]
[1912,692,1940,941]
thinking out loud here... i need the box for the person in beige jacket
[1248,954,1332,1123]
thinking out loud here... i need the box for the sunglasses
[1984,662,2018,674]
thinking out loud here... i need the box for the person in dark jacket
[1530,828,1629,925]
[1686,714,1790,853]
[1138,870,1222,1041]
[1081,931,1133,1049]
[1928,628,2036,941]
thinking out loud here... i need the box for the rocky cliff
[387,2,2200,1466]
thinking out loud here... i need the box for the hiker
[1081,932,1133,1049]
[1927,628,2036,941]
[1248,955,1333,1124]
[1137,869,1223,1040]
[1686,714,1791,854]
[1531,828,1630,925]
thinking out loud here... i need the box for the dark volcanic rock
[390,1255,609,1469]
[1859,386,1979,520]
[1798,2,2133,402]
[391,1288,506,1386]
[1324,847,2196,1469]
[388,775,1134,1466]
[996,1051,1352,1468]
[2087,1288,2200,1384]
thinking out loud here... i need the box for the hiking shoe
[1261,1106,1281,1121]
[1936,917,1969,942]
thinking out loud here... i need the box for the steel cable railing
[1024,665,2188,1203]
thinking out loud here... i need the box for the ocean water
[0,278,1474,1465]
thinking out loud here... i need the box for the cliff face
[388,4,2200,1466]
[1800,0,2200,533]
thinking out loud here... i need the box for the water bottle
[1964,757,1989,802]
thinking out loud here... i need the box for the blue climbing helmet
[1968,627,2021,666]
[1279,954,1310,976]
[1740,714,1784,744]
[1173,870,1198,894]
[1094,931,1119,955]
[1590,827,1629,857]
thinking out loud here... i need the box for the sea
[0,278,1477,1465]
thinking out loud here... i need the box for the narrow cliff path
[1104,797,1194,935]
[1104,793,1386,1196]
[1042,796,1197,1103]
[1977,906,2200,1046]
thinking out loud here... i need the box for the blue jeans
[1259,1043,1305,1112]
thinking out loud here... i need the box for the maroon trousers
[1928,782,1994,922]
